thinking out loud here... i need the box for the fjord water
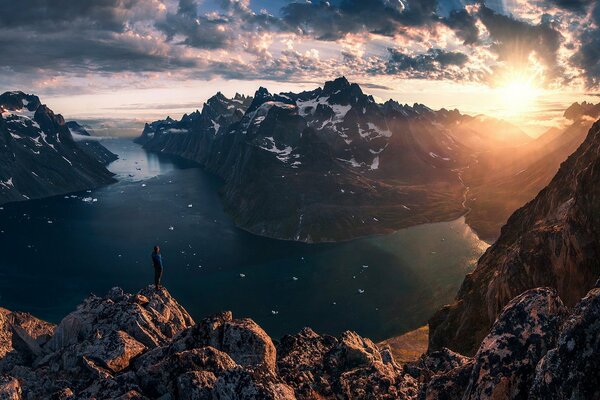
[0,139,488,341]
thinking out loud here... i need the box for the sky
[1,0,599,136]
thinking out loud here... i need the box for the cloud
[0,0,598,94]
[443,9,479,45]
[546,0,594,13]
[477,5,564,82]
[570,2,600,87]
[0,0,197,75]
[0,0,163,32]
[156,0,281,49]
[378,48,473,80]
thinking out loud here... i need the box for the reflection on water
[0,139,489,341]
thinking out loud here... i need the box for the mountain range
[3,114,600,400]
[0,91,117,205]
[137,77,594,242]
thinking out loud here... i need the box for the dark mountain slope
[138,77,531,242]
[65,121,118,165]
[0,92,116,205]
[429,118,600,355]
[463,105,597,241]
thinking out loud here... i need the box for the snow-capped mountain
[0,91,116,205]
[137,77,532,242]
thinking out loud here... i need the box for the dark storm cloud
[546,0,594,13]
[443,9,479,44]
[279,0,475,40]
[0,0,196,74]
[0,32,195,74]
[378,48,471,80]
[0,0,149,32]
[570,2,600,87]
[477,5,564,80]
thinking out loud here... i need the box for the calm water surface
[0,139,489,341]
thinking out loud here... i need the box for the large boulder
[463,288,567,399]
[0,309,55,370]
[529,286,600,399]
[277,327,338,399]
[46,286,194,351]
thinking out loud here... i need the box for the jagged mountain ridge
[0,91,117,205]
[1,283,598,399]
[429,118,600,356]
[137,77,531,242]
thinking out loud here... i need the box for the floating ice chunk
[292,277,298,281]
[47,220,53,224]
[362,265,369,269]
[271,310,279,315]
[82,197,93,203]
[358,289,365,294]
[187,204,193,208]
[92,198,98,202]
[141,183,147,187]
[239,273,246,278]
[169,226,174,231]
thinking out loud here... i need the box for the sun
[495,70,542,117]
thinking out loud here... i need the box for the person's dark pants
[154,266,163,288]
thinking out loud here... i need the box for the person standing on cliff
[152,246,163,290]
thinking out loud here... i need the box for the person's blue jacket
[152,252,163,269]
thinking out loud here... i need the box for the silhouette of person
[152,245,163,290]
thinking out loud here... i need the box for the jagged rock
[278,327,416,399]
[46,286,194,352]
[463,288,567,399]
[277,327,338,399]
[327,331,382,371]
[2,284,594,400]
[419,361,473,400]
[87,330,146,373]
[135,347,238,397]
[0,308,55,371]
[405,347,471,386]
[175,370,217,400]
[211,368,296,400]
[221,318,277,373]
[0,375,21,400]
[338,361,415,400]
[529,287,600,399]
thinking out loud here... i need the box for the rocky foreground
[1,283,598,399]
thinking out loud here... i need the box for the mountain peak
[0,91,41,112]
[322,76,351,94]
